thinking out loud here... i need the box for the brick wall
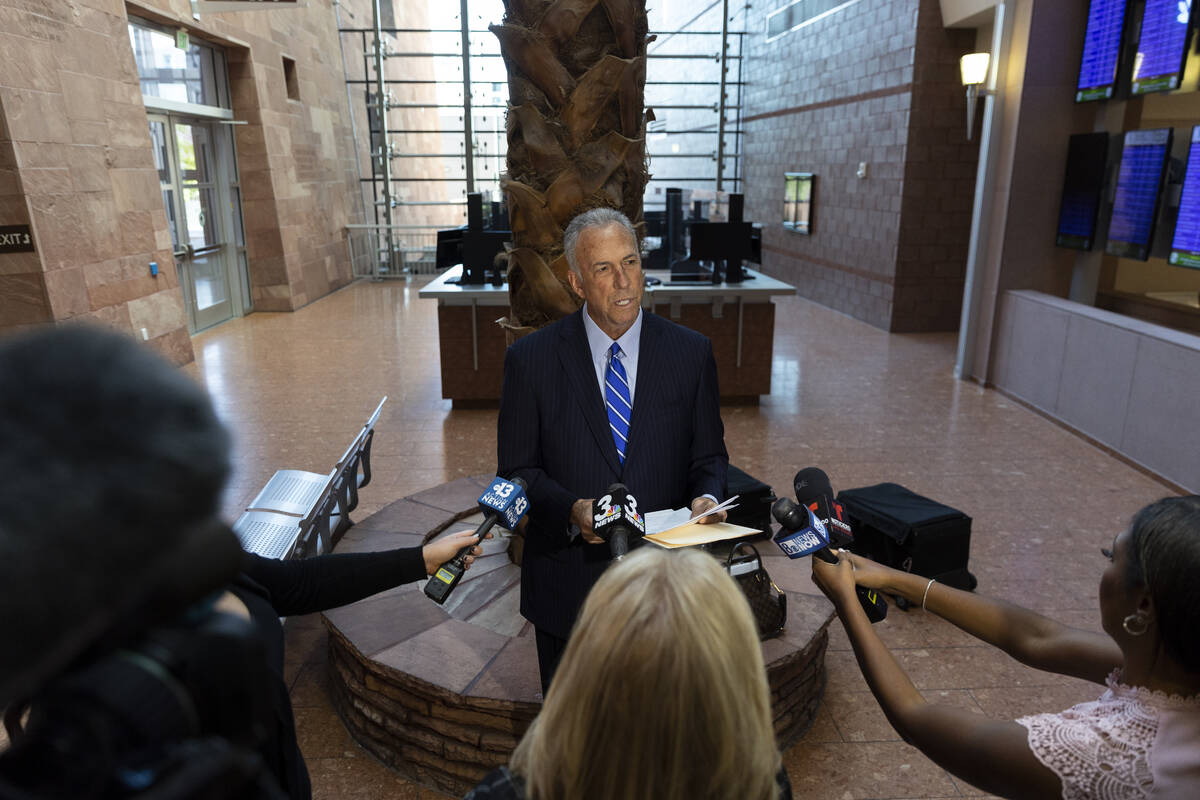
[741,0,979,332]
[892,3,980,332]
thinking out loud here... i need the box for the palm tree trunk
[491,0,650,332]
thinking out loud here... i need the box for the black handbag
[725,541,787,640]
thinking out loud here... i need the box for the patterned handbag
[725,541,787,640]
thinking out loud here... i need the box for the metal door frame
[150,113,247,332]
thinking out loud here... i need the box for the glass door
[150,114,241,332]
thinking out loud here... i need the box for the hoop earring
[1123,612,1150,636]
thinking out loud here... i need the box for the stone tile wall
[0,108,48,327]
[0,0,394,357]
[0,0,190,361]
[740,0,980,332]
[131,0,366,312]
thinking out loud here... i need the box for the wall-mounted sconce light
[960,52,991,141]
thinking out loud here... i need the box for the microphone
[771,497,836,562]
[592,483,645,560]
[793,467,854,549]
[424,476,529,605]
[772,494,887,623]
[792,468,887,622]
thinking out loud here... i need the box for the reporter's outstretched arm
[842,552,1121,685]
[813,554,1063,800]
[243,530,486,617]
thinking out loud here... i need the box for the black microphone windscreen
[794,467,833,505]
[771,497,806,530]
[0,325,240,709]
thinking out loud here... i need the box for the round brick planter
[324,475,834,795]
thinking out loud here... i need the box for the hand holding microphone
[592,483,645,561]
[793,467,854,549]
[422,529,488,577]
[425,476,529,605]
[809,547,866,614]
[772,470,887,623]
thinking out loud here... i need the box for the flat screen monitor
[689,221,753,263]
[436,227,465,269]
[1106,128,1173,261]
[1075,0,1129,102]
[1055,132,1109,250]
[1169,126,1200,269]
[1130,0,1193,95]
[482,199,509,231]
[643,210,666,237]
[461,230,510,285]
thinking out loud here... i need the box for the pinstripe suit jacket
[497,308,728,638]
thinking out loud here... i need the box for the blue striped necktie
[604,342,632,465]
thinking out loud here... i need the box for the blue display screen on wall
[1106,128,1172,261]
[1076,0,1128,101]
[1056,133,1110,250]
[1169,127,1200,269]
[1130,0,1193,95]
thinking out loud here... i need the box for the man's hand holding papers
[642,496,760,548]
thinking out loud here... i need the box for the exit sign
[0,225,34,254]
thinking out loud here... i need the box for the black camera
[0,599,286,799]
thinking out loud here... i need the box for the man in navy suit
[498,207,729,691]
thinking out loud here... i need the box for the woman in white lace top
[812,495,1200,799]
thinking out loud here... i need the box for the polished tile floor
[191,279,1176,799]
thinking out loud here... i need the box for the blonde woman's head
[511,546,780,800]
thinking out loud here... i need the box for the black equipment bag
[837,483,977,609]
[725,465,775,538]
[725,541,786,639]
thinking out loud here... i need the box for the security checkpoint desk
[419,266,796,407]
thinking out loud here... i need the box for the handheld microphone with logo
[771,497,836,561]
[793,467,854,550]
[592,483,645,561]
[793,467,886,622]
[424,476,529,605]
[772,495,887,623]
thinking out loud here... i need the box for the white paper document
[644,495,740,535]
[639,496,759,549]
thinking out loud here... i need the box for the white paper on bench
[234,510,303,560]
[247,469,336,516]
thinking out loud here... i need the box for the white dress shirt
[578,305,717,506]
[580,304,643,401]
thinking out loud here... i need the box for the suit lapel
[624,313,662,466]
[558,311,623,477]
